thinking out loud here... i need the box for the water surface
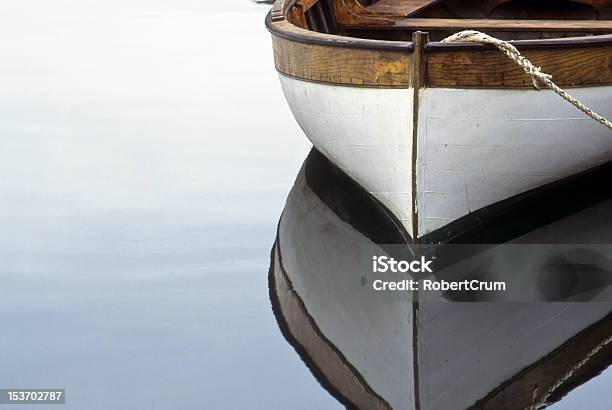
[0,1,339,409]
[0,1,609,409]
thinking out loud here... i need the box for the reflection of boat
[269,149,612,409]
[266,0,612,242]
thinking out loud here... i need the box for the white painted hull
[279,73,612,239]
[279,74,415,236]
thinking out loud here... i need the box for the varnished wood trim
[269,240,392,410]
[331,0,396,25]
[411,32,427,243]
[267,6,612,88]
[271,22,412,87]
[410,35,426,410]
[274,1,612,48]
[299,0,319,13]
[426,45,612,88]
[266,12,414,51]
[271,0,286,22]
[289,3,309,29]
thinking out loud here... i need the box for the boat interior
[279,0,612,41]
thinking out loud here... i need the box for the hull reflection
[270,149,612,410]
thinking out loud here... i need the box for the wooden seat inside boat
[363,0,612,28]
[363,0,443,16]
[363,0,612,18]
[292,0,612,41]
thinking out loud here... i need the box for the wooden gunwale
[267,2,612,88]
[265,13,414,51]
[268,15,414,87]
[426,46,612,88]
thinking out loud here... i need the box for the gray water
[0,1,608,409]
[0,1,338,409]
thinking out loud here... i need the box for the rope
[441,30,612,131]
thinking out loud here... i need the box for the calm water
[0,1,337,409]
[0,1,608,409]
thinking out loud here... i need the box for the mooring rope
[442,30,612,131]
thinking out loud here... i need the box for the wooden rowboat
[270,149,612,410]
[266,0,612,244]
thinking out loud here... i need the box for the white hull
[279,73,612,240]
[279,74,415,235]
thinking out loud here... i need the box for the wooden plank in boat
[365,0,444,16]
[483,0,612,15]
[298,0,319,12]
[391,18,612,32]
[268,10,612,89]
[426,45,612,88]
[271,22,412,87]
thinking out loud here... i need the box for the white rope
[442,30,612,131]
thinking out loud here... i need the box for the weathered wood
[271,0,286,22]
[271,21,411,87]
[299,0,319,13]
[266,14,415,51]
[268,2,612,89]
[331,0,612,30]
[330,0,396,25]
[427,45,612,88]
[284,0,326,27]
[482,0,612,15]
[288,4,309,29]
[366,0,444,16]
[411,31,428,242]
